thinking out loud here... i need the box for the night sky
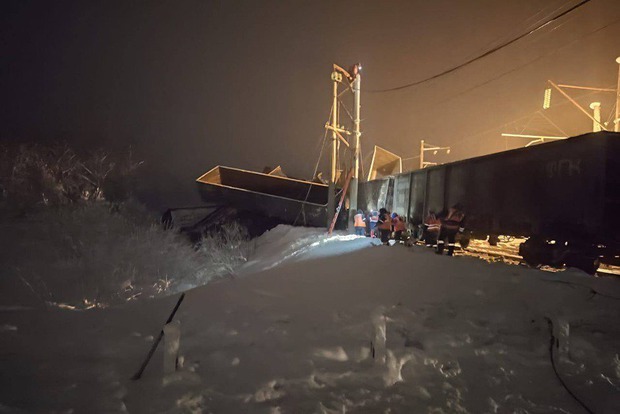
[2,0,619,209]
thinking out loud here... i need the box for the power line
[368,0,591,94]
[429,17,619,110]
[446,87,604,149]
[463,2,568,63]
[292,107,332,226]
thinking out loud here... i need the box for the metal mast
[348,66,361,227]
[326,70,340,227]
[616,57,620,132]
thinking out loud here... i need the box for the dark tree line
[0,142,143,213]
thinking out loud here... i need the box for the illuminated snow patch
[46,299,108,311]
[250,380,285,403]
[384,350,414,386]
[243,225,374,273]
[314,346,349,361]
[323,234,360,242]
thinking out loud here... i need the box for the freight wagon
[358,131,620,273]
[196,165,331,228]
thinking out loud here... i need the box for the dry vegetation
[0,143,252,308]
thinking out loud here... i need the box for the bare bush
[0,142,253,308]
[198,222,254,276]
[0,142,143,214]
[0,202,252,308]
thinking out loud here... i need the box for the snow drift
[0,226,619,413]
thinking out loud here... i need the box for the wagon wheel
[519,238,543,267]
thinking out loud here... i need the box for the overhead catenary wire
[292,105,334,226]
[458,1,570,67]
[368,0,591,93]
[448,87,610,151]
[413,17,620,118]
[538,110,569,136]
[338,98,355,124]
[346,4,618,177]
[604,100,617,125]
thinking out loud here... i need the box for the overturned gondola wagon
[358,131,620,273]
[196,165,331,228]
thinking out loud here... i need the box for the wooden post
[131,293,185,380]
[163,320,181,374]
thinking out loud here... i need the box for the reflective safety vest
[425,213,441,232]
[393,217,406,231]
[354,213,366,227]
[378,213,392,230]
[442,209,465,231]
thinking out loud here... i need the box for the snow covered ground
[1,225,619,413]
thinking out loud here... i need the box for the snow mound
[240,224,373,274]
[2,232,620,413]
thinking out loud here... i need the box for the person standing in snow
[378,208,392,245]
[353,209,366,236]
[391,213,407,242]
[436,203,466,256]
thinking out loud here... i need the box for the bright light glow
[324,234,359,243]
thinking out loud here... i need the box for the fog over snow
[1,225,619,413]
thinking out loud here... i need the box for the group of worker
[352,203,466,255]
[422,203,466,256]
[352,208,412,245]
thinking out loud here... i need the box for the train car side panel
[392,173,411,218]
[426,169,445,215]
[408,171,427,224]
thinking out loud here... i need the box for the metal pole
[327,72,339,228]
[589,102,602,132]
[348,70,361,231]
[419,140,424,169]
[615,57,620,132]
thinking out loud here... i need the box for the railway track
[455,238,620,277]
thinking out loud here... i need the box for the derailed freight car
[358,131,620,273]
[196,165,330,227]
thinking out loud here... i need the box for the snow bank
[1,239,619,413]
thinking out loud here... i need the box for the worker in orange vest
[436,203,466,256]
[423,211,441,248]
[391,213,407,242]
[353,209,366,236]
[378,208,392,245]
